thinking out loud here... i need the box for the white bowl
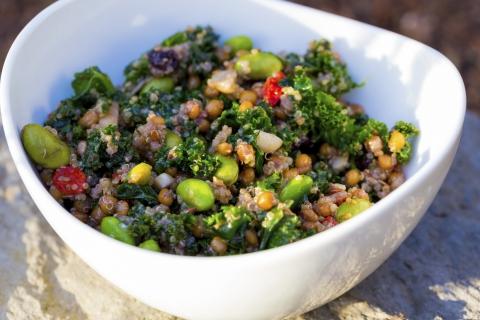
[0,0,465,319]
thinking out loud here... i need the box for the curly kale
[267,215,304,249]
[285,39,359,97]
[393,121,419,164]
[204,206,252,241]
[116,184,158,206]
[121,88,203,128]
[308,161,338,194]
[256,172,282,191]
[214,103,274,143]
[72,66,115,99]
[44,99,86,143]
[161,26,220,77]
[290,69,389,156]
[124,55,150,84]
[127,203,197,253]
[81,128,139,172]
[154,136,219,177]
[259,207,284,249]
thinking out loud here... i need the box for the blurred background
[1,0,479,114]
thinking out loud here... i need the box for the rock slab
[0,112,479,320]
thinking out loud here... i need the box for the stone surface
[0,112,479,320]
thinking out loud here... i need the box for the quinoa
[21,26,418,256]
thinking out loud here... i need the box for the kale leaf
[394,121,419,164]
[116,184,158,206]
[72,66,115,99]
[267,215,303,249]
[290,69,389,156]
[154,136,219,177]
[286,39,359,98]
[204,206,252,240]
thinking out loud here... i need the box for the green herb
[204,206,252,240]
[267,215,303,249]
[116,184,158,206]
[72,66,115,99]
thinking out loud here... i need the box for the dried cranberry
[148,49,179,76]
[53,166,87,196]
[263,71,285,106]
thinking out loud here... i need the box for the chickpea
[73,199,91,214]
[388,130,406,153]
[239,100,253,112]
[149,115,165,126]
[378,154,394,170]
[295,154,312,173]
[245,229,258,247]
[185,100,202,119]
[365,135,384,156]
[115,200,129,215]
[158,188,174,206]
[301,208,318,222]
[73,212,89,223]
[257,191,275,211]
[204,85,219,98]
[49,186,63,201]
[98,195,118,215]
[205,99,224,119]
[314,202,336,217]
[165,167,178,177]
[197,118,210,133]
[274,109,287,120]
[283,168,298,181]
[239,168,255,185]
[90,206,105,223]
[187,75,201,90]
[79,109,99,128]
[239,90,257,104]
[236,143,255,167]
[40,169,53,185]
[191,218,205,238]
[345,169,362,186]
[210,236,228,255]
[319,143,334,158]
[216,142,233,156]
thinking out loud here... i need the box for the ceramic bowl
[0,0,465,319]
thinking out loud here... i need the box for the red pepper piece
[52,166,87,196]
[263,71,285,106]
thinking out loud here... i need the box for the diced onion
[256,131,283,153]
[154,173,174,189]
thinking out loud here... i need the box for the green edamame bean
[141,77,174,94]
[21,124,70,169]
[100,216,135,245]
[165,130,183,147]
[235,52,283,80]
[279,175,313,205]
[176,178,214,211]
[139,239,161,252]
[214,155,239,185]
[336,198,371,222]
[225,35,253,54]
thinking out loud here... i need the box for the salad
[21,26,418,256]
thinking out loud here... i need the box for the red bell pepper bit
[52,166,87,196]
[263,71,285,106]
[323,215,338,227]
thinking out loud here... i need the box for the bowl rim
[0,0,466,263]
